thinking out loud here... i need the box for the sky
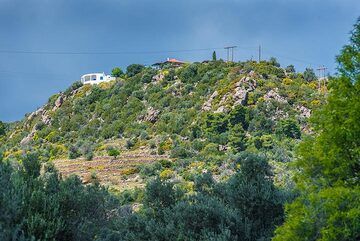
[0,0,359,122]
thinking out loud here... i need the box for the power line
[0,45,258,55]
[0,44,325,70]
[261,48,321,66]
[0,47,222,55]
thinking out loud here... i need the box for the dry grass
[53,151,168,191]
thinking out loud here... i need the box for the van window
[100,76,103,80]
[91,75,97,81]
[85,76,90,82]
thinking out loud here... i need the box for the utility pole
[316,66,328,91]
[224,46,237,62]
[258,45,261,62]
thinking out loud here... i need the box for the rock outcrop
[152,73,165,83]
[202,91,218,111]
[52,94,65,111]
[263,88,287,103]
[20,125,38,146]
[144,107,160,123]
[202,72,259,112]
[295,105,311,118]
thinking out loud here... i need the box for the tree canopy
[273,17,360,241]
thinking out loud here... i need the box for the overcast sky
[0,0,359,122]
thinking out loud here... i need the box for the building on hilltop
[152,58,186,69]
[80,72,116,85]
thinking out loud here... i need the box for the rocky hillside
[0,60,324,189]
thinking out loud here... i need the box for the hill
[0,59,323,189]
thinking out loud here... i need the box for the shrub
[303,68,317,82]
[126,64,145,77]
[68,145,81,159]
[159,169,174,180]
[111,67,124,77]
[276,119,301,139]
[120,167,139,176]
[107,147,120,159]
[81,142,94,161]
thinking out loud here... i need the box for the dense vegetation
[0,151,288,240]
[274,18,360,241]
[1,55,322,189]
[0,17,358,241]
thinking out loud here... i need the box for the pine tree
[212,51,217,61]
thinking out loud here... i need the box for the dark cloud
[0,0,359,121]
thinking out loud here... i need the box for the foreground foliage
[0,152,287,241]
[273,18,360,241]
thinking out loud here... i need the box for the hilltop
[0,13,358,241]
[1,59,323,189]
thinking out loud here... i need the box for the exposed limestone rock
[27,112,36,121]
[270,107,289,121]
[295,105,311,118]
[218,93,229,106]
[27,107,44,121]
[203,73,259,112]
[263,88,287,103]
[218,145,228,152]
[238,75,257,90]
[20,134,33,146]
[214,106,227,113]
[52,94,64,111]
[41,111,51,125]
[71,88,80,96]
[233,87,249,106]
[202,91,218,111]
[232,74,257,106]
[248,70,257,78]
[144,107,160,123]
[152,73,165,83]
[20,124,38,146]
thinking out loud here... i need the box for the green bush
[126,64,145,77]
[107,147,120,158]
[111,67,124,77]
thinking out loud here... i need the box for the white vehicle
[80,72,115,85]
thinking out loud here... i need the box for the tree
[303,68,316,82]
[285,64,295,73]
[228,124,247,152]
[143,178,180,210]
[141,73,152,83]
[180,64,198,83]
[227,105,249,129]
[126,64,145,77]
[64,81,83,96]
[274,18,360,241]
[269,57,280,67]
[212,51,217,61]
[336,17,360,82]
[276,119,301,139]
[0,121,5,136]
[220,152,287,240]
[112,67,124,77]
[0,153,120,241]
